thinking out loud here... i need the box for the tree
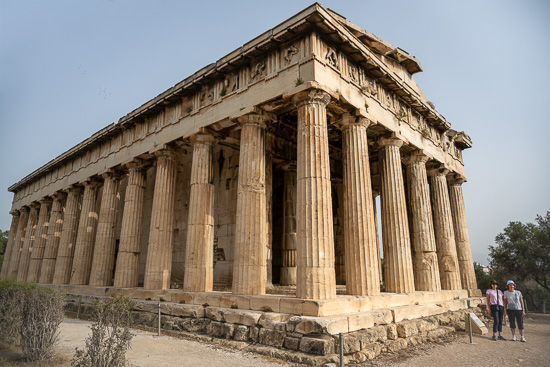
[489,212,550,311]
[0,230,9,273]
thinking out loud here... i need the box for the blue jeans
[491,305,504,333]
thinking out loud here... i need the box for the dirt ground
[0,313,548,366]
[369,313,550,367]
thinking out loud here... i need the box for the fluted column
[7,207,29,279]
[184,134,215,292]
[0,210,20,280]
[429,168,461,290]
[448,175,479,294]
[39,193,65,283]
[232,114,268,295]
[70,180,101,285]
[52,186,82,284]
[292,89,336,300]
[405,152,441,292]
[26,199,51,282]
[280,170,297,285]
[114,162,147,288]
[342,115,380,296]
[372,190,384,288]
[16,204,38,282]
[378,137,415,294]
[89,172,121,286]
[144,149,177,290]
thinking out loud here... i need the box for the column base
[280,267,297,286]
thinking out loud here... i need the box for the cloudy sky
[1,0,549,265]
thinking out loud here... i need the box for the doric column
[232,114,268,295]
[404,151,441,292]
[113,162,147,288]
[70,180,101,285]
[341,115,380,296]
[184,133,215,292]
[448,175,479,295]
[144,148,177,290]
[39,192,66,283]
[372,189,384,288]
[0,210,20,280]
[16,204,38,282]
[280,169,297,285]
[89,172,121,286]
[26,199,52,282]
[428,168,461,290]
[52,186,82,284]
[292,89,336,300]
[7,206,29,279]
[378,137,415,294]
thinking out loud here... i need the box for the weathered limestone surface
[280,170,297,286]
[184,134,215,292]
[379,137,415,294]
[52,187,82,284]
[0,210,20,279]
[89,173,121,286]
[233,114,268,295]
[341,115,380,296]
[39,193,65,283]
[7,206,29,279]
[405,152,441,292]
[16,205,38,283]
[26,199,51,282]
[70,181,100,285]
[144,149,177,290]
[448,177,478,293]
[114,163,147,288]
[293,89,336,300]
[429,169,461,290]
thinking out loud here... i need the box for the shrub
[0,279,27,345]
[0,280,65,362]
[20,287,65,362]
[72,296,134,367]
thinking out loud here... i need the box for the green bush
[0,280,65,362]
[72,296,134,367]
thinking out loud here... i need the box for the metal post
[339,332,344,367]
[76,295,82,319]
[157,302,161,337]
[468,313,473,344]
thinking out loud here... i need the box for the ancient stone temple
[2,4,483,363]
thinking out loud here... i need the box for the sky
[1,0,549,265]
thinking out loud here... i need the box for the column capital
[153,147,177,161]
[447,173,466,186]
[18,206,30,213]
[9,209,20,217]
[236,113,270,128]
[339,112,373,130]
[291,88,331,108]
[122,159,152,172]
[378,136,405,149]
[53,191,68,201]
[427,166,450,177]
[39,197,53,206]
[403,150,432,166]
[190,131,216,145]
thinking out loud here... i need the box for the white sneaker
[521,336,526,343]
[512,335,517,341]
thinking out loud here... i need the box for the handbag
[490,289,501,312]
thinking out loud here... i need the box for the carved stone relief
[326,48,339,68]
[250,60,266,81]
[200,85,214,108]
[349,64,359,83]
[223,73,239,93]
[284,45,299,64]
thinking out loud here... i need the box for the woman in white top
[503,280,526,342]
